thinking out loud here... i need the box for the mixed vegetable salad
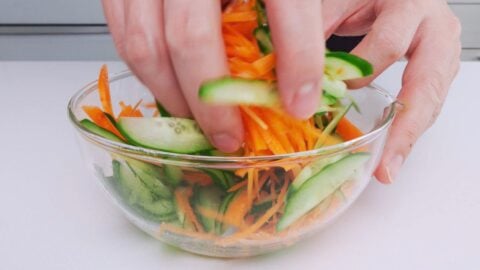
[80,0,374,242]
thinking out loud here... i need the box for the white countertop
[1,61,479,269]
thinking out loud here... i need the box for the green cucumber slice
[215,191,237,235]
[80,119,123,143]
[164,165,183,187]
[203,169,236,190]
[124,158,172,199]
[325,52,373,80]
[117,117,213,154]
[254,27,273,54]
[156,101,171,117]
[199,76,349,108]
[322,74,347,98]
[288,153,347,196]
[199,77,279,107]
[193,186,225,233]
[277,153,370,231]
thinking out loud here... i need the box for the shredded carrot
[82,105,125,140]
[97,64,114,116]
[183,171,213,186]
[222,11,257,23]
[336,117,364,141]
[118,99,144,118]
[223,190,252,228]
[225,176,289,241]
[247,168,254,203]
[228,180,248,193]
[174,187,204,233]
[258,108,295,153]
[240,106,268,130]
[252,53,276,76]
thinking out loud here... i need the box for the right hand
[101,0,326,152]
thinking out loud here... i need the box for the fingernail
[211,133,240,153]
[288,81,319,119]
[386,155,404,183]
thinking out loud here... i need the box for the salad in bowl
[68,0,396,257]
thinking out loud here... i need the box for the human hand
[101,0,326,152]
[321,0,461,183]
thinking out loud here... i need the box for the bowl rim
[68,70,397,163]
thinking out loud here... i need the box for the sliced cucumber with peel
[117,117,213,154]
[193,186,224,233]
[288,153,347,196]
[325,52,373,80]
[79,119,123,143]
[277,152,370,231]
[199,77,279,107]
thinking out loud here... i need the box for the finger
[164,0,243,152]
[375,15,462,184]
[123,0,191,117]
[322,0,372,38]
[348,2,424,89]
[265,0,324,119]
[101,0,126,58]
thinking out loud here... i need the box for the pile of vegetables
[80,0,373,242]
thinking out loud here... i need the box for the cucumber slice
[322,74,347,98]
[203,169,236,190]
[117,117,213,154]
[322,93,339,106]
[199,76,348,108]
[113,160,176,221]
[288,153,347,196]
[277,153,370,231]
[156,101,171,117]
[325,52,373,80]
[215,191,237,235]
[254,27,273,54]
[124,158,172,199]
[136,199,176,219]
[199,77,280,107]
[193,186,224,233]
[113,160,154,204]
[164,165,183,187]
[80,119,123,143]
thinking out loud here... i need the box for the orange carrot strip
[223,190,252,228]
[174,187,204,233]
[222,11,257,23]
[228,180,248,193]
[228,21,258,37]
[226,177,288,240]
[183,171,213,186]
[82,105,125,140]
[241,106,268,130]
[247,168,254,203]
[257,125,286,155]
[252,53,276,76]
[98,65,114,116]
[258,108,295,153]
[336,117,364,141]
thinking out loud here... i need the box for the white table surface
[1,61,479,270]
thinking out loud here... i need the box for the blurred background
[0,0,478,61]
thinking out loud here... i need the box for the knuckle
[124,32,153,65]
[376,30,407,61]
[403,117,422,145]
[166,13,215,54]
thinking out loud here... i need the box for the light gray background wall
[0,0,478,60]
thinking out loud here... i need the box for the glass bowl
[68,70,396,258]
